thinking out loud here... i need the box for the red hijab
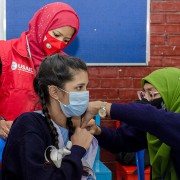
[27,2,80,69]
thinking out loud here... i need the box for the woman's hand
[0,120,13,139]
[81,101,102,128]
[71,127,93,150]
[83,119,101,135]
[82,101,112,129]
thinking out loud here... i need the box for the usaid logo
[11,61,33,74]
[11,61,17,70]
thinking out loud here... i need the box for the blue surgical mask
[58,89,89,117]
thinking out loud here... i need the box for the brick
[89,89,119,100]
[101,78,133,88]
[166,25,180,34]
[119,67,153,78]
[133,78,142,89]
[151,25,166,34]
[168,36,180,45]
[151,35,165,45]
[151,13,165,24]
[166,14,180,24]
[162,57,180,67]
[105,99,126,104]
[151,2,180,12]
[88,67,118,78]
[151,46,180,56]
[118,89,138,100]
[88,79,100,88]
[148,56,163,66]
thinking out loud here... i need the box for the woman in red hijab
[0,2,80,139]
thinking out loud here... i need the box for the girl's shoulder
[12,112,48,133]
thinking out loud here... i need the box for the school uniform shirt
[95,103,180,179]
[2,112,86,180]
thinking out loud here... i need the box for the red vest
[0,33,40,121]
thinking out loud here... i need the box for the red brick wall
[88,1,180,179]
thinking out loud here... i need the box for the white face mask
[58,89,89,117]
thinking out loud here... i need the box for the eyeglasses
[137,90,160,101]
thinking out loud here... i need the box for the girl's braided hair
[33,54,87,148]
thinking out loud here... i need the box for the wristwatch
[98,102,107,118]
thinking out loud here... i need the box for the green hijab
[142,67,180,179]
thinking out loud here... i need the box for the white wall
[0,0,6,40]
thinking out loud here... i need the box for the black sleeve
[111,103,180,149]
[96,125,147,153]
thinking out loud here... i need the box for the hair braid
[39,88,59,149]
[66,117,75,137]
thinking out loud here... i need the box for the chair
[136,150,145,180]
[93,115,112,180]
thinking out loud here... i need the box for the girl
[2,54,97,180]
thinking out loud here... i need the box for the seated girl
[2,54,98,180]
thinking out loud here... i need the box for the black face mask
[134,97,164,109]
